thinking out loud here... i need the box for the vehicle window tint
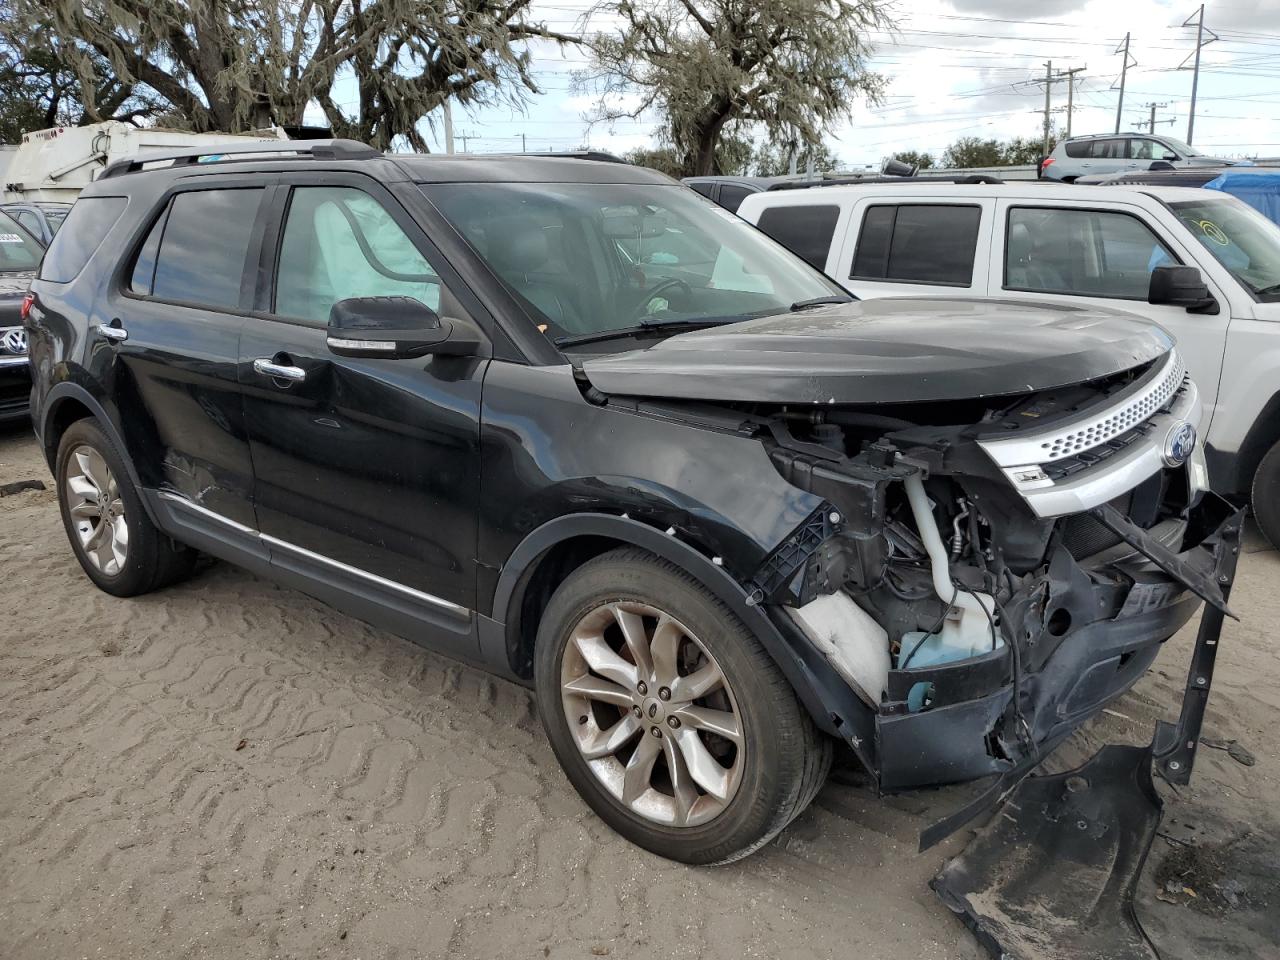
[1090,139,1125,159]
[1064,140,1091,159]
[150,189,262,308]
[274,186,440,324]
[0,210,43,271]
[129,204,170,295]
[688,182,715,199]
[38,196,127,282]
[1129,139,1164,161]
[717,184,753,214]
[756,205,840,269]
[1005,207,1177,299]
[12,209,41,237]
[851,204,981,285]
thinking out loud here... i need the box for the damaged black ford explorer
[25,141,1241,867]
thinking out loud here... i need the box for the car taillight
[20,294,33,321]
[1040,157,1055,174]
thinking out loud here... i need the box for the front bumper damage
[930,497,1242,960]
[882,492,1240,845]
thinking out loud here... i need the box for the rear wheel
[534,548,831,864]
[1251,439,1280,550]
[55,419,198,596]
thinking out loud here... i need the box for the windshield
[0,209,44,272]
[1160,136,1204,158]
[421,182,846,345]
[1170,196,1280,300]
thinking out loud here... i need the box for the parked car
[0,207,41,421]
[25,141,1238,866]
[738,179,1280,546]
[1040,132,1232,182]
[0,201,70,245]
[682,175,786,212]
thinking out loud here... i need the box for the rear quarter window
[756,204,840,269]
[38,196,128,282]
[1064,141,1091,159]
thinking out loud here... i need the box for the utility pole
[1060,66,1085,139]
[1181,4,1218,145]
[1113,33,1133,134]
[458,131,470,153]
[521,132,527,153]
[1136,102,1170,134]
[443,100,455,154]
[1042,60,1053,158]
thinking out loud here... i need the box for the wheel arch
[490,513,870,740]
[40,383,159,526]
[1209,389,1280,497]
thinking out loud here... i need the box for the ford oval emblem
[1162,420,1197,467]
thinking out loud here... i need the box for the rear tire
[1251,440,1280,550]
[55,419,198,597]
[534,547,831,865]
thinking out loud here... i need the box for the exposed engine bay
[729,350,1238,808]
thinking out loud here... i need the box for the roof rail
[485,149,628,163]
[98,138,380,179]
[767,173,1004,190]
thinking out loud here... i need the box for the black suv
[25,141,1241,865]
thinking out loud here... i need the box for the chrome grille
[1040,354,1186,460]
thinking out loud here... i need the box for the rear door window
[851,204,981,285]
[1064,140,1091,159]
[38,196,127,282]
[1004,206,1177,299]
[756,204,840,269]
[148,189,263,309]
[1090,139,1126,159]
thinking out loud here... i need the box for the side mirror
[326,296,484,358]
[1148,265,1218,314]
[1162,151,1178,161]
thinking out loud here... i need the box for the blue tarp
[1203,169,1280,225]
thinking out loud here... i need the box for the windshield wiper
[554,316,740,348]
[790,295,853,311]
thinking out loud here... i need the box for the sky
[381,0,1280,168]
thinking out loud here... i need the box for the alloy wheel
[559,601,744,827]
[65,444,129,576]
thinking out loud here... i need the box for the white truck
[736,180,1280,545]
[3,121,286,203]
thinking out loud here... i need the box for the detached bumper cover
[929,501,1242,959]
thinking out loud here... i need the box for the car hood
[579,297,1174,405]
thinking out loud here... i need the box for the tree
[585,0,893,176]
[0,2,160,138]
[624,146,684,177]
[751,140,840,177]
[1003,134,1056,165]
[890,149,933,171]
[940,136,1003,168]
[12,0,574,149]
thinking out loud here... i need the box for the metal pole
[1150,103,1157,134]
[1042,60,1053,157]
[443,100,455,154]
[521,132,526,153]
[1114,33,1130,134]
[1188,4,1204,145]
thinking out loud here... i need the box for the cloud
[945,0,1091,15]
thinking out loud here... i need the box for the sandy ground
[1,420,1276,960]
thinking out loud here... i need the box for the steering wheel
[628,278,692,322]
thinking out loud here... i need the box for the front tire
[534,548,831,864]
[55,419,198,597]
[1251,440,1280,550]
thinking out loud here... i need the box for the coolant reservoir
[898,602,1002,710]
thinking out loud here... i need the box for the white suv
[737,180,1280,544]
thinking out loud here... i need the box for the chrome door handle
[253,358,307,382]
[96,323,128,341]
